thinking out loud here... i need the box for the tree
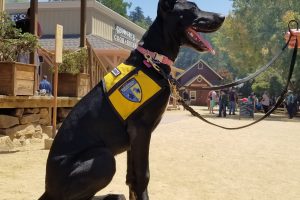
[97,0,131,17]
[129,6,153,29]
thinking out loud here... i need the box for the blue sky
[127,0,233,20]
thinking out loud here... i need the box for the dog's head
[157,0,225,54]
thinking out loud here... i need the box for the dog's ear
[158,0,177,11]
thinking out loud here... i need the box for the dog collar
[136,46,174,67]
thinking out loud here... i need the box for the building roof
[39,34,126,51]
[176,59,223,88]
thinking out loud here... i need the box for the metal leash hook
[286,20,299,49]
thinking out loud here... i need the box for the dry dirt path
[1,107,300,200]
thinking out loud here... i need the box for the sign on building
[113,25,137,49]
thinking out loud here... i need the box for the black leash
[177,36,297,130]
[141,20,298,130]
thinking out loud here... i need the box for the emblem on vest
[111,68,121,77]
[119,78,142,102]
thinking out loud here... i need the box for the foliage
[97,0,131,17]
[57,48,88,75]
[97,0,153,29]
[176,0,300,96]
[129,6,153,29]
[0,12,38,62]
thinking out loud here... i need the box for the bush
[58,48,88,74]
[0,12,38,62]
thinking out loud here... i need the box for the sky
[127,0,233,20]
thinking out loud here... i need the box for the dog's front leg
[126,123,151,200]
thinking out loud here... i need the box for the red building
[176,60,223,106]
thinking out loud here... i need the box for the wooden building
[176,60,223,106]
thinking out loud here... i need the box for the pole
[80,0,86,47]
[52,63,58,138]
[53,25,63,138]
[0,0,5,12]
[30,0,38,92]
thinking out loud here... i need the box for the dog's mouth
[185,27,215,55]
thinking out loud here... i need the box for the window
[190,91,196,101]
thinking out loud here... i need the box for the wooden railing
[86,40,109,88]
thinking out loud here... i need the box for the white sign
[113,25,137,49]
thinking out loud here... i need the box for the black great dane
[39,0,225,199]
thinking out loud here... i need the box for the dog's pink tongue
[188,28,215,55]
[198,33,215,55]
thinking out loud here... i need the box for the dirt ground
[1,107,300,200]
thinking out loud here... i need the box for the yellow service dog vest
[103,63,162,121]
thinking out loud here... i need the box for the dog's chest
[103,63,165,121]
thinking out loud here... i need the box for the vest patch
[119,78,142,103]
[103,63,161,121]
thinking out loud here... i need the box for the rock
[39,116,50,126]
[11,108,24,117]
[20,114,40,125]
[0,124,29,139]
[0,115,19,129]
[24,108,40,114]
[33,125,43,139]
[41,126,53,138]
[39,108,49,119]
[44,138,54,150]
[0,135,14,152]
[16,124,35,138]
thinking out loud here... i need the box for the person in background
[218,90,228,117]
[182,89,190,110]
[261,91,270,114]
[39,75,52,95]
[228,87,237,115]
[286,90,295,119]
[209,90,217,114]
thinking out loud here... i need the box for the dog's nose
[218,14,225,22]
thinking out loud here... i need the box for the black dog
[39,0,224,199]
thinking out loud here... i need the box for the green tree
[129,6,153,29]
[97,0,131,17]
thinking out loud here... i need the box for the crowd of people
[204,88,299,119]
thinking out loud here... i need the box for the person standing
[286,90,295,119]
[261,91,270,114]
[228,88,237,115]
[209,90,217,114]
[218,90,228,117]
[182,89,190,110]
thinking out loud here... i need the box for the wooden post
[30,0,38,92]
[0,0,5,12]
[80,0,86,47]
[53,25,63,138]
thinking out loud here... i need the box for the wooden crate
[58,73,90,97]
[0,62,36,96]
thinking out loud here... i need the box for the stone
[0,115,19,129]
[0,135,14,152]
[16,124,35,138]
[39,116,50,126]
[24,108,40,114]
[41,126,53,138]
[0,124,29,139]
[39,108,49,119]
[44,138,54,150]
[33,125,43,139]
[11,108,24,117]
[19,114,40,125]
